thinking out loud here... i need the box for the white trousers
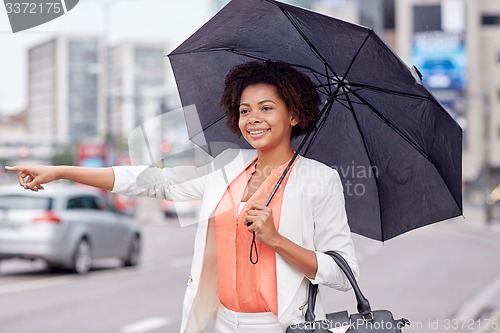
[214,303,283,333]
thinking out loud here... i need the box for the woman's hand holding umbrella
[244,202,280,246]
[245,202,318,279]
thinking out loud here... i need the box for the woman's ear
[290,116,299,126]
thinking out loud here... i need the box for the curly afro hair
[220,60,320,140]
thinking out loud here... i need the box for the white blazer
[112,148,359,332]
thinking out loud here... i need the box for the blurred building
[0,110,55,164]
[0,111,27,161]
[312,0,395,48]
[396,0,500,207]
[312,0,359,23]
[26,37,171,153]
[107,42,170,144]
[0,111,26,139]
[27,36,106,145]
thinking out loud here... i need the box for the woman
[6,60,359,333]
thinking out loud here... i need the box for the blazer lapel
[277,158,306,318]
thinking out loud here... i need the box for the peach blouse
[213,155,300,315]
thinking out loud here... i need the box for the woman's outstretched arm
[5,165,115,192]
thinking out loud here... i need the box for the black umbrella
[167,0,463,242]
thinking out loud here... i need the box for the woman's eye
[240,109,248,114]
[262,106,272,111]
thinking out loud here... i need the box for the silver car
[0,182,141,274]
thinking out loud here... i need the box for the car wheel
[123,235,141,267]
[72,239,92,274]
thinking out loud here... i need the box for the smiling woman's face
[238,84,298,152]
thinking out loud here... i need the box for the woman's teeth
[249,129,269,135]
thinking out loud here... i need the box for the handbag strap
[305,251,372,321]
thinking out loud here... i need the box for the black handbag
[286,251,410,333]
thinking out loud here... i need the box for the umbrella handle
[250,232,258,264]
[248,149,303,265]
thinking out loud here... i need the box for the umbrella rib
[308,30,372,99]
[339,90,384,239]
[347,88,431,162]
[311,71,331,97]
[341,30,373,85]
[349,83,431,101]
[169,47,232,56]
[303,77,365,155]
[317,85,364,96]
[302,95,338,156]
[270,4,374,100]
[277,6,342,88]
[336,97,365,106]
[324,62,332,95]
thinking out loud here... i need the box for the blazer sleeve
[111,159,215,201]
[306,168,360,291]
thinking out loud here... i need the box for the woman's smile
[247,128,270,139]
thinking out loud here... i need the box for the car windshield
[0,195,51,210]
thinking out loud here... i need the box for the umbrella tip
[411,65,423,84]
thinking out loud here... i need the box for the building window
[383,0,395,29]
[413,5,441,33]
[482,15,500,26]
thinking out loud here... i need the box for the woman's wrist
[54,165,64,181]
[267,232,284,250]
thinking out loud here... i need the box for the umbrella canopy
[167,0,463,241]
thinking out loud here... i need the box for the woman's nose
[248,111,261,123]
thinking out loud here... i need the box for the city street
[0,203,499,333]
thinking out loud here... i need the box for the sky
[0,0,213,114]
